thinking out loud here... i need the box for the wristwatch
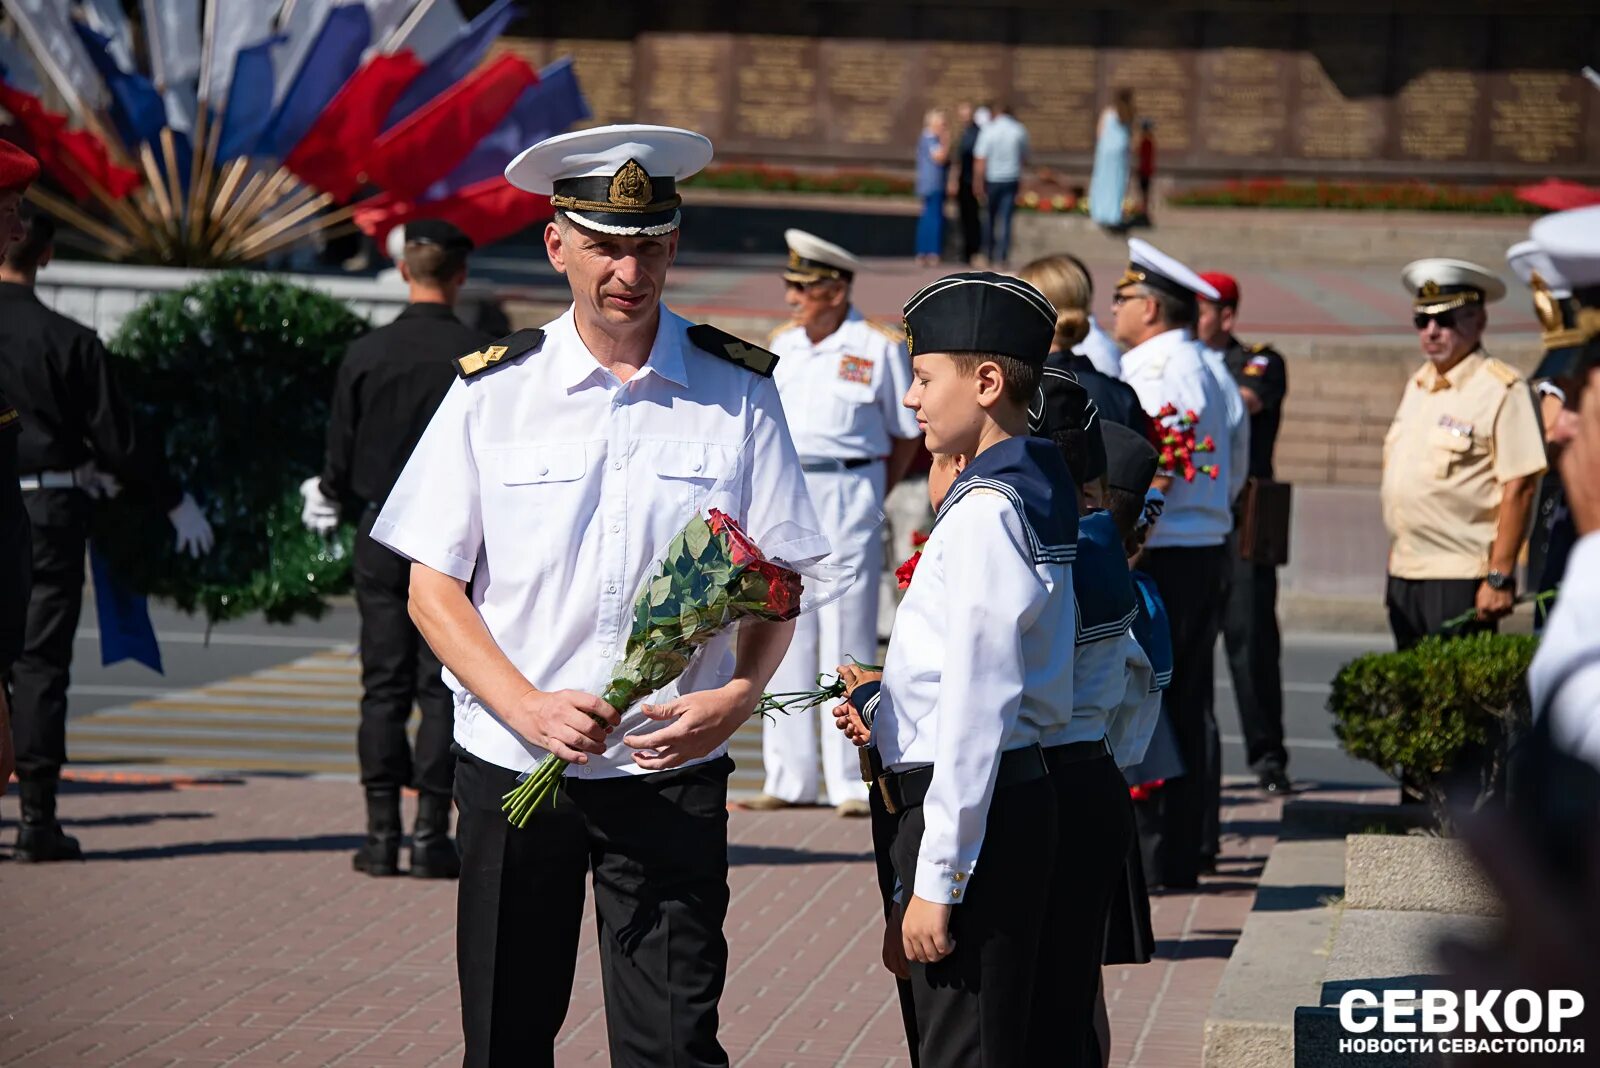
[1484,569,1515,592]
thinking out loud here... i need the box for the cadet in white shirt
[1525,206,1600,770]
[372,125,824,1068]
[852,272,1078,1068]
[751,230,923,816]
[1109,238,1234,890]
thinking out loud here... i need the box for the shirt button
[692,461,703,472]
[607,584,617,594]
[601,647,613,658]
[611,522,621,533]
[953,872,966,882]
[613,460,623,470]
[950,888,962,900]
[537,466,549,476]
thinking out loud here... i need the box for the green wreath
[93,272,369,623]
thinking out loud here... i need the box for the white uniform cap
[1400,257,1506,313]
[1531,205,1600,295]
[783,229,861,284]
[1507,239,1572,299]
[504,124,714,236]
[1117,238,1221,303]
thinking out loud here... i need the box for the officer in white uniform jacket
[1107,238,1234,891]
[372,124,826,1068]
[752,230,923,815]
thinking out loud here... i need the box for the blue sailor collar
[1074,511,1137,644]
[934,435,1078,564]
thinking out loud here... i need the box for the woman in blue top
[1089,89,1134,230]
[914,110,950,266]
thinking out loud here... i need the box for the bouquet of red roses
[502,508,804,826]
[1153,402,1218,482]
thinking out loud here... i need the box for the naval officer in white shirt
[372,124,826,1068]
[749,230,923,817]
[1108,238,1234,890]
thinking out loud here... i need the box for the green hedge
[93,273,366,623]
[1329,632,1537,816]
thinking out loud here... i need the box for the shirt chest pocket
[496,443,587,487]
[1428,424,1482,479]
[650,441,738,515]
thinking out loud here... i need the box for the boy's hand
[832,700,871,746]
[883,903,910,978]
[902,895,955,964]
[836,663,882,695]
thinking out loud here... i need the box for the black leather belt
[1043,738,1112,770]
[800,456,878,472]
[877,743,1048,815]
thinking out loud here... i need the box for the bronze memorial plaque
[634,33,735,144]
[1486,70,1587,166]
[1197,47,1290,159]
[547,39,637,129]
[728,35,821,150]
[1104,48,1197,156]
[819,39,920,154]
[920,43,1011,117]
[1012,45,1099,156]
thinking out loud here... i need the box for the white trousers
[763,463,885,804]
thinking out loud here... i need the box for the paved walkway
[0,773,1380,1067]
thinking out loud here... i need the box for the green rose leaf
[685,514,712,560]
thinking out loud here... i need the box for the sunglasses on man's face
[1414,310,1460,331]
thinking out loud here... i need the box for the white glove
[72,461,122,500]
[167,492,215,558]
[299,475,340,535]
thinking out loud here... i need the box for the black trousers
[1222,552,1287,773]
[1385,575,1495,652]
[354,508,455,798]
[10,489,90,783]
[890,774,1057,1068]
[1141,544,1227,889]
[1026,751,1134,1068]
[956,185,981,263]
[455,751,733,1068]
[868,785,921,1067]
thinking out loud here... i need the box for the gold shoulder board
[454,328,546,380]
[1483,358,1520,387]
[687,324,779,377]
[866,319,907,345]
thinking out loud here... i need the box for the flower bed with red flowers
[681,164,914,197]
[1168,179,1541,215]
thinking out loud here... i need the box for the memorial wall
[495,3,1600,179]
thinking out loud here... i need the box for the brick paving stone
[1,774,1384,1066]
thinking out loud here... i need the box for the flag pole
[232,201,356,261]
[232,191,334,256]
[24,187,136,258]
[159,128,186,234]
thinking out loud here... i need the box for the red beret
[0,139,40,193]
[1198,271,1239,307]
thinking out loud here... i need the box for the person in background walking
[1136,120,1156,222]
[973,103,1028,268]
[953,103,982,265]
[1090,90,1134,231]
[915,110,950,267]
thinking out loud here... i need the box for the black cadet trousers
[1222,552,1287,773]
[454,750,734,1068]
[869,784,921,1067]
[1026,748,1135,1068]
[1141,543,1227,889]
[10,489,90,782]
[1385,575,1495,652]
[354,508,455,798]
[890,774,1057,1068]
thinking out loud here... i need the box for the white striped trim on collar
[903,276,1057,329]
[936,477,1076,565]
[1076,602,1138,645]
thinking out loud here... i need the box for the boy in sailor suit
[843,272,1078,1067]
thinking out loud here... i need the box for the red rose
[708,508,763,566]
[895,549,922,590]
[748,559,802,620]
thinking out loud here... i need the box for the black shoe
[409,793,460,880]
[352,788,402,877]
[1258,767,1294,795]
[14,781,83,862]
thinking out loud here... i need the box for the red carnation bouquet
[894,530,930,590]
[1153,403,1218,482]
[502,507,807,826]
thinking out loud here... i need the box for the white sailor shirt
[1120,328,1236,548]
[872,436,1077,904]
[770,307,921,460]
[1067,511,1156,761]
[371,305,827,778]
[1529,532,1600,772]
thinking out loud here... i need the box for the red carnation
[1156,403,1178,419]
[1184,409,1199,424]
[895,549,922,590]
[1200,435,1216,451]
[910,530,929,548]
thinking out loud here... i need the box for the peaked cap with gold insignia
[504,124,713,237]
[1401,258,1506,314]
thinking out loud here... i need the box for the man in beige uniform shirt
[1381,258,1547,650]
